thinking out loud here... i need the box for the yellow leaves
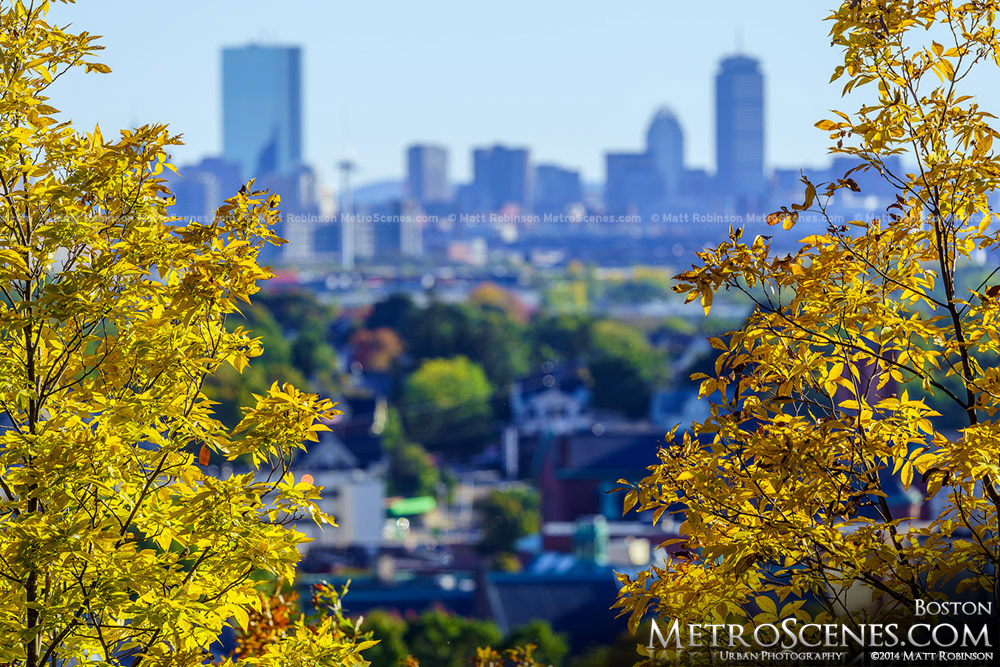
[232,605,251,632]
[756,595,777,618]
[900,460,914,489]
[766,210,798,230]
[934,57,956,82]
[823,362,847,397]
[697,377,718,399]
[700,283,713,316]
[615,4,1000,657]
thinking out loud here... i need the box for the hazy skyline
[49,1,941,187]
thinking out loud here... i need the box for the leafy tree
[617,2,1000,664]
[501,619,569,667]
[253,288,336,336]
[401,356,495,456]
[401,609,502,667]
[234,582,376,665]
[529,312,593,365]
[601,277,672,305]
[203,304,307,428]
[477,487,540,556]
[356,610,409,667]
[0,4,364,665]
[350,327,406,374]
[404,301,530,387]
[291,327,338,380]
[379,406,441,498]
[359,610,561,667]
[542,279,590,314]
[468,281,531,323]
[587,319,664,418]
[365,292,418,333]
[387,440,441,498]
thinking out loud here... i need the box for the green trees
[404,301,530,389]
[477,488,541,557]
[382,407,441,498]
[361,609,566,667]
[587,320,664,419]
[0,2,364,664]
[402,356,495,456]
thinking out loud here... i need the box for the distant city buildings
[164,45,903,268]
[715,55,766,206]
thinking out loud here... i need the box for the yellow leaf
[900,461,914,490]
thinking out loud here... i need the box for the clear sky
[48,1,892,187]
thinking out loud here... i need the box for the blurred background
[44,2,1000,664]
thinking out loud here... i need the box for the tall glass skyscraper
[715,55,765,200]
[222,45,303,181]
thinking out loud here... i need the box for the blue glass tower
[222,45,303,181]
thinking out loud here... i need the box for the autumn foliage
[617,1,1000,664]
[0,1,366,665]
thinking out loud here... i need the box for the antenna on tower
[736,28,744,55]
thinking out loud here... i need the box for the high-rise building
[371,200,424,259]
[472,145,531,211]
[604,152,662,214]
[715,55,765,201]
[407,145,449,205]
[646,108,685,200]
[534,164,582,214]
[222,45,303,181]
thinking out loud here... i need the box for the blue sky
[51,1,877,186]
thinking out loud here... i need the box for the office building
[406,145,449,205]
[222,45,303,181]
[646,108,685,200]
[534,164,582,214]
[472,145,531,211]
[715,55,766,201]
[604,152,662,214]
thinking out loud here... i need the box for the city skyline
[44,0,907,187]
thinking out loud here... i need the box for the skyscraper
[646,108,685,200]
[534,164,582,214]
[604,152,661,215]
[472,145,531,211]
[715,55,765,201]
[222,45,303,181]
[407,145,449,205]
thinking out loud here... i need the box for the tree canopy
[402,356,495,456]
[0,3,364,664]
[617,1,1000,664]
